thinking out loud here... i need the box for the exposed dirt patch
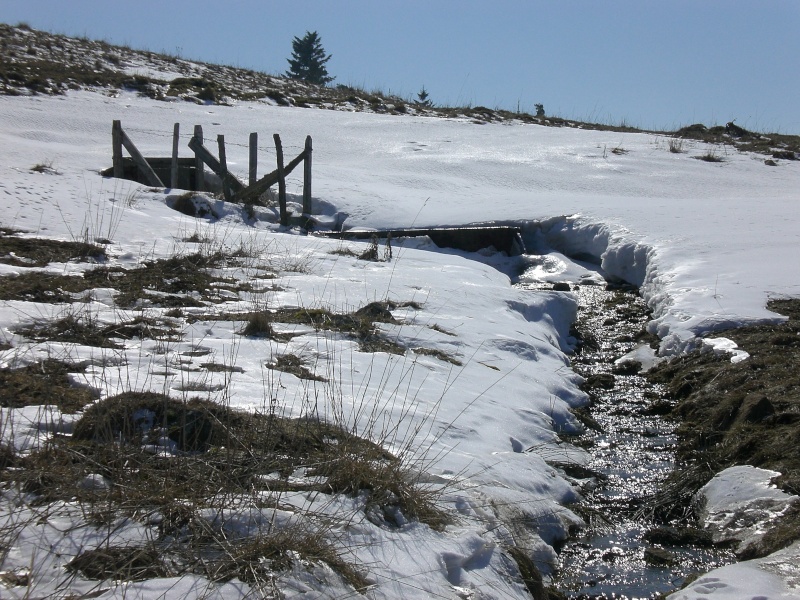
[0,359,97,412]
[235,301,412,355]
[14,314,181,348]
[0,251,248,306]
[267,353,327,382]
[0,230,106,267]
[675,123,800,158]
[647,298,800,555]
[10,392,447,530]
[83,251,242,308]
[0,271,92,302]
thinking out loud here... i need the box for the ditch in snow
[515,260,735,599]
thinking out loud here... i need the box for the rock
[552,282,571,292]
[584,373,615,390]
[772,150,797,160]
[355,302,394,322]
[78,473,111,491]
[612,360,641,375]
[644,546,676,566]
[644,525,712,547]
[741,396,775,423]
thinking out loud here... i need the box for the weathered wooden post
[303,135,312,215]
[118,124,163,187]
[217,135,231,201]
[193,125,204,192]
[273,133,288,226]
[170,122,180,189]
[249,132,258,187]
[112,120,124,179]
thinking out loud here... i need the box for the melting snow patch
[694,465,798,552]
[702,336,750,363]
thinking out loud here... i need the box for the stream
[516,268,735,599]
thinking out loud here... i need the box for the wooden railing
[112,120,312,226]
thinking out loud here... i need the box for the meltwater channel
[516,264,734,599]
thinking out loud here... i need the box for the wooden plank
[302,135,312,215]
[232,149,306,204]
[171,122,179,189]
[217,134,231,201]
[249,132,258,187]
[112,120,124,179]
[274,134,288,226]
[187,136,245,193]
[193,125,204,191]
[120,128,164,187]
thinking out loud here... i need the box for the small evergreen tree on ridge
[285,31,334,85]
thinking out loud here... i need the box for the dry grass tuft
[0,359,98,412]
[1,388,445,586]
[0,230,105,267]
[267,354,327,381]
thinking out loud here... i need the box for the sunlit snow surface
[1,91,799,598]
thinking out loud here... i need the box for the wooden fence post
[112,120,124,179]
[193,125,204,192]
[274,134,288,226]
[119,127,163,187]
[303,135,312,215]
[217,135,231,201]
[249,132,258,187]
[187,137,245,194]
[171,123,180,189]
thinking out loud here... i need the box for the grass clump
[21,392,447,528]
[646,298,800,553]
[0,230,106,267]
[412,347,462,366]
[0,271,90,302]
[15,312,122,348]
[83,251,250,307]
[0,359,97,412]
[695,150,725,163]
[0,250,241,306]
[668,138,685,153]
[66,546,166,582]
[239,301,408,354]
[14,313,181,348]
[274,302,403,354]
[2,390,443,588]
[267,353,327,381]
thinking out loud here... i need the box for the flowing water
[516,276,734,599]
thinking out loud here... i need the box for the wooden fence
[111,120,312,226]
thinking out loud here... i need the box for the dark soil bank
[648,298,800,559]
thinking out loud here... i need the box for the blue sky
[2,0,799,133]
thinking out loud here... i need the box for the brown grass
[267,354,327,381]
[0,359,97,412]
[2,390,445,586]
[646,298,800,554]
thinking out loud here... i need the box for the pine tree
[417,86,432,107]
[285,31,334,85]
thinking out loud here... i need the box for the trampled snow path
[1,90,799,599]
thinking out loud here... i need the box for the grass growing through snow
[0,359,98,412]
[0,228,106,267]
[1,388,446,590]
[0,226,456,595]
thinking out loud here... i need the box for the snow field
[1,88,799,598]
